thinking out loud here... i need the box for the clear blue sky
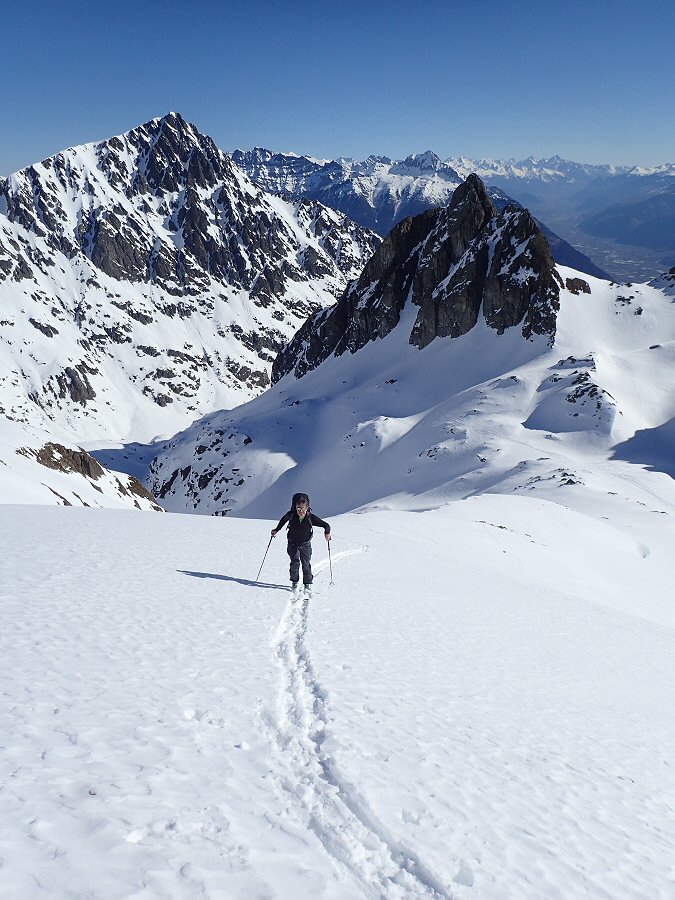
[2,0,673,174]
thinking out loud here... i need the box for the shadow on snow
[611,416,675,479]
[178,570,288,591]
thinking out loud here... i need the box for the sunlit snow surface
[1,499,674,899]
[150,268,675,522]
[3,258,675,896]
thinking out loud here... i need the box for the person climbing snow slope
[271,493,331,598]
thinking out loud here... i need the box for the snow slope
[0,418,161,510]
[1,502,674,899]
[148,267,675,524]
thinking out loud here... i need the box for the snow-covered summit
[232,146,485,237]
[389,151,458,178]
[0,113,379,443]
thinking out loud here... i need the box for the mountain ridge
[231,146,610,280]
[147,263,675,519]
[273,175,562,383]
[0,112,379,443]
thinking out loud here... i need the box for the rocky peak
[272,175,562,382]
[390,151,458,179]
[0,116,380,439]
[0,113,377,297]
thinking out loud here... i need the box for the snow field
[2,500,675,899]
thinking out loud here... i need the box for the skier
[271,492,331,597]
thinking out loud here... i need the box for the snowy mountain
[231,148,609,279]
[231,148,463,236]
[447,154,626,183]
[273,176,561,380]
[449,154,675,185]
[147,256,675,515]
[3,149,675,898]
[146,175,675,523]
[0,113,379,444]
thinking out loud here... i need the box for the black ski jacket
[275,510,330,544]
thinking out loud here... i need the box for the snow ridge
[263,550,451,899]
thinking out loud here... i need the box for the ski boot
[291,581,301,599]
[303,583,313,600]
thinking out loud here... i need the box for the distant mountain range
[231,149,610,280]
[447,155,631,183]
[233,149,675,282]
[448,156,675,281]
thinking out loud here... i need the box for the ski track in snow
[261,545,453,900]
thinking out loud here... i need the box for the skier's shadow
[178,570,287,591]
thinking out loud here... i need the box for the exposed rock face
[273,175,563,382]
[15,441,163,510]
[32,442,106,480]
[0,114,378,302]
[649,266,675,298]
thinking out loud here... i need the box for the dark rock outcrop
[32,442,106,479]
[273,175,563,382]
[565,277,592,295]
[17,442,163,510]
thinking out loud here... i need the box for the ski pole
[328,540,334,585]
[256,534,274,582]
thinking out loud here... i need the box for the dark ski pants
[288,540,312,584]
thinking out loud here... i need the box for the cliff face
[273,175,563,383]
